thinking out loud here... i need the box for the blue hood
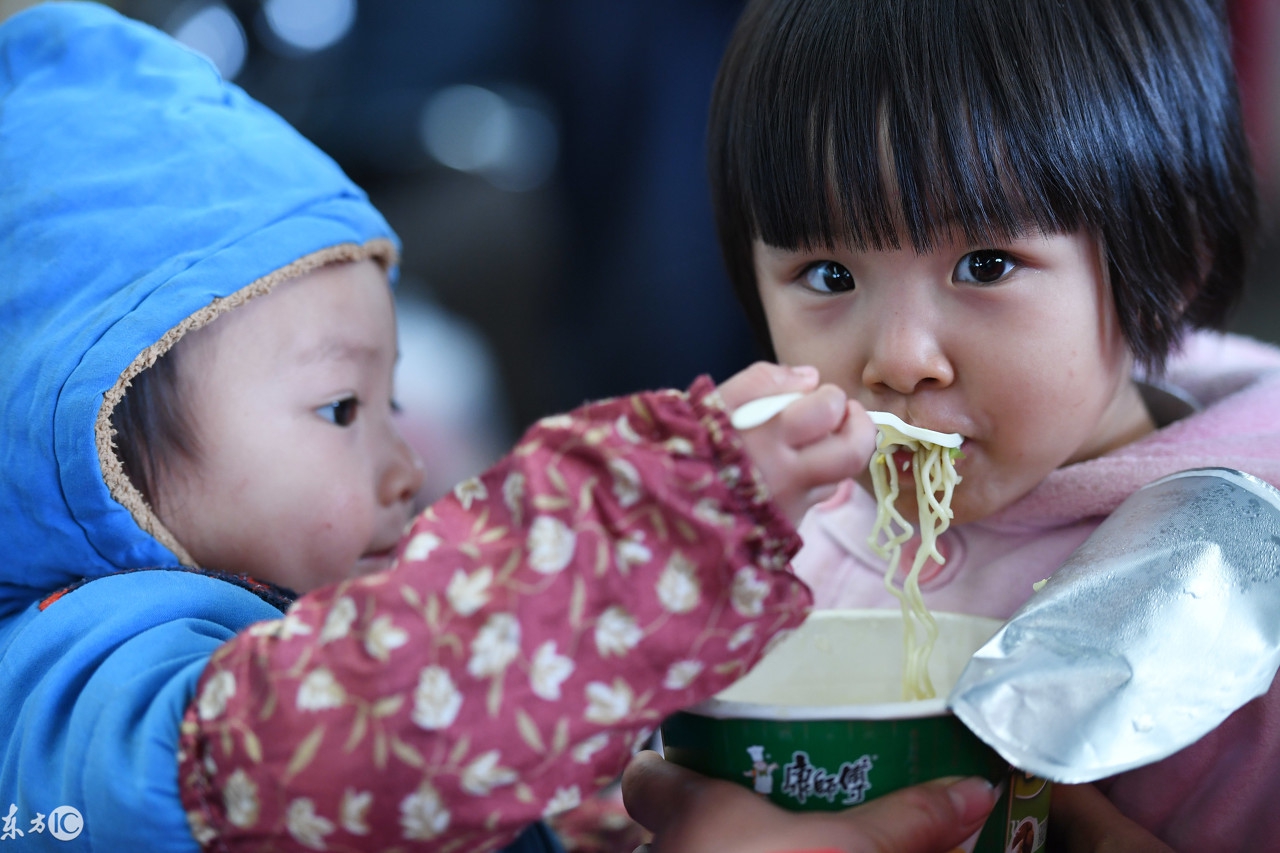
[0,2,398,620]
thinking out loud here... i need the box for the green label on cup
[776,749,874,805]
[665,711,1048,853]
[739,743,876,805]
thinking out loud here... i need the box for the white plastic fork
[866,411,963,447]
[729,392,964,447]
[728,392,804,430]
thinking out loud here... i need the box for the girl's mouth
[889,441,968,478]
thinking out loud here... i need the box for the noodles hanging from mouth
[867,424,962,700]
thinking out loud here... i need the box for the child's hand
[622,751,995,853]
[1049,784,1174,852]
[717,362,876,526]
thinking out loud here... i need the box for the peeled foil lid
[949,467,1280,783]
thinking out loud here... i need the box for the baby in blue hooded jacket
[0,3,905,851]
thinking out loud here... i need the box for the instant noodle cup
[661,609,1051,853]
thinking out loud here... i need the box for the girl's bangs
[732,0,1086,255]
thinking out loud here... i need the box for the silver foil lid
[949,467,1280,783]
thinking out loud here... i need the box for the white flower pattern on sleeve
[286,799,334,851]
[187,811,217,846]
[584,678,634,725]
[663,660,704,690]
[570,733,610,764]
[223,769,259,828]
[543,786,582,819]
[446,567,493,616]
[727,623,756,651]
[363,614,408,662]
[530,640,576,700]
[197,670,235,721]
[453,477,488,509]
[608,458,643,507]
[731,566,771,617]
[693,497,735,528]
[467,613,521,678]
[296,668,346,711]
[340,789,372,835]
[279,613,313,639]
[502,471,526,526]
[400,782,451,840]
[594,606,643,657]
[663,436,695,455]
[460,750,519,795]
[615,534,653,571]
[614,414,641,443]
[527,516,576,574]
[657,553,701,613]
[404,531,442,561]
[411,666,463,730]
[319,596,357,642]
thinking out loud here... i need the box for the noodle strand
[867,427,961,700]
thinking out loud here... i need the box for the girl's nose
[860,313,954,396]
[380,430,426,506]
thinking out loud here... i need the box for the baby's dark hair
[708,0,1257,372]
[110,351,197,511]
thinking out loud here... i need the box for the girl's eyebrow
[298,338,384,366]
[751,243,810,269]
[756,241,825,258]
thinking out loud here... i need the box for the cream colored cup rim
[684,695,952,722]
[682,609,1001,722]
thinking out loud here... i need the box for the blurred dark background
[6,0,1279,497]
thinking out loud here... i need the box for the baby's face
[753,228,1153,525]
[155,259,424,592]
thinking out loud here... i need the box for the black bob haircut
[708,0,1258,372]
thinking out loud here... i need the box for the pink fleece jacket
[793,331,1280,852]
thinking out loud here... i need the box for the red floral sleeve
[178,376,811,851]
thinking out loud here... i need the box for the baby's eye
[954,250,1015,284]
[801,261,855,294]
[319,396,359,427]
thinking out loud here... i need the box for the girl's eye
[801,261,856,294]
[319,396,359,427]
[954,250,1015,284]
